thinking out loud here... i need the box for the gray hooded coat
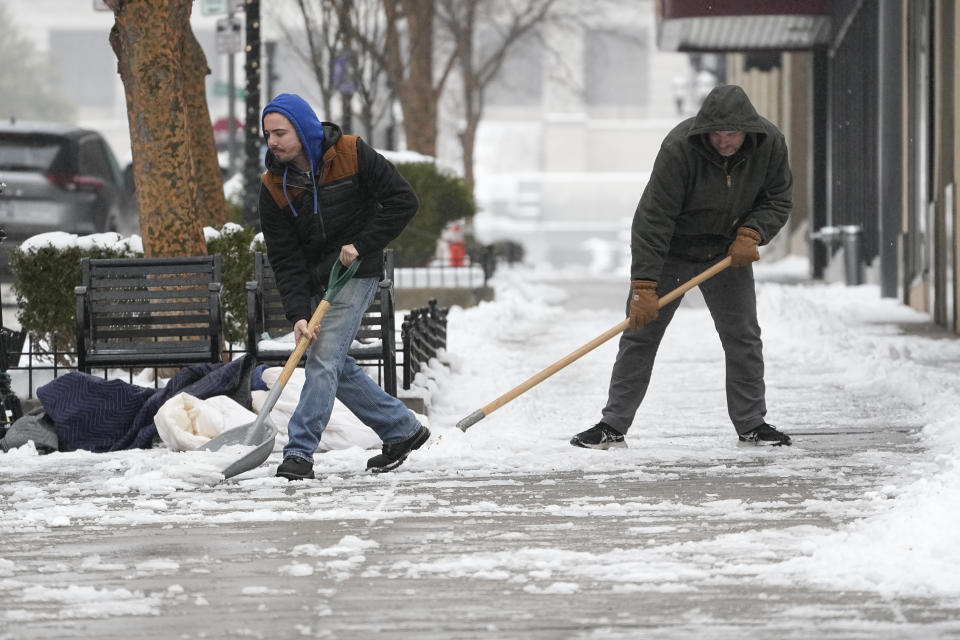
[630,84,793,281]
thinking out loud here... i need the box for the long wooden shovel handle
[456,256,732,431]
[276,299,331,387]
[273,258,361,389]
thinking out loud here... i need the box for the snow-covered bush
[204,223,265,344]
[10,232,142,358]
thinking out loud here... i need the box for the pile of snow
[18,231,142,255]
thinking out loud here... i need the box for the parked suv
[0,119,139,276]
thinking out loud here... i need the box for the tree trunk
[459,117,479,192]
[184,31,227,229]
[383,0,441,156]
[457,0,478,190]
[402,0,439,156]
[107,0,207,258]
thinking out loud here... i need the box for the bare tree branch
[440,0,563,188]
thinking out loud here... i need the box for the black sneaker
[739,423,792,446]
[570,422,627,450]
[367,425,431,473]
[276,455,315,480]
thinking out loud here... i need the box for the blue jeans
[283,276,421,462]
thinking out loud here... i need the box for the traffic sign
[213,81,247,99]
[203,0,228,15]
[216,16,243,55]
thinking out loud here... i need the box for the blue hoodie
[261,93,326,216]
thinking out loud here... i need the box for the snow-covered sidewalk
[1,257,960,638]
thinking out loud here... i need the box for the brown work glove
[727,226,762,267]
[629,280,659,330]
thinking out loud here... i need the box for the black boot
[276,455,315,480]
[738,423,792,446]
[570,422,627,450]
[366,425,430,473]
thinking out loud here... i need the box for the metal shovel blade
[198,376,284,478]
[198,411,279,480]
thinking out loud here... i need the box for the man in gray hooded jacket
[571,84,793,450]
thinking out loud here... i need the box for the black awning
[657,0,831,51]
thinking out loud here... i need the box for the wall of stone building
[725,52,812,261]
[933,0,959,331]
[953,0,960,333]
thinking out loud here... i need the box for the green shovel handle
[323,258,361,301]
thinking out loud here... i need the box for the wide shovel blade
[455,256,732,431]
[198,259,361,479]
[210,417,278,480]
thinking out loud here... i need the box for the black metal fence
[401,300,448,391]
[5,321,443,401]
[5,334,159,401]
[394,246,497,289]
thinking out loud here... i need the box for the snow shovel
[456,256,732,431]
[199,258,362,479]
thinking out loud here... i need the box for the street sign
[216,16,243,55]
[202,0,228,15]
[213,81,247,99]
[204,0,245,16]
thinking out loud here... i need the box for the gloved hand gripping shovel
[456,256,732,431]
[200,259,362,479]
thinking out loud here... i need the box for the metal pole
[242,0,262,231]
[877,1,903,298]
[227,48,237,174]
[264,40,277,104]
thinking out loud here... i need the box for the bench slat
[89,339,211,351]
[90,288,211,302]
[90,302,214,315]
[93,327,213,339]
[88,275,215,289]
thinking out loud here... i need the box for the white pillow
[155,392,257,451]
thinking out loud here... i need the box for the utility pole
[242,0,262,230]
[264,40,278,105]
[214,3,243,173]
[226,4,237,174]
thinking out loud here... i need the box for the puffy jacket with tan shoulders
[258,123,418,324]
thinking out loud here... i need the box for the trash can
[840,225,864,285]
[812,225,864,286]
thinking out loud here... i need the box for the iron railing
[401,300,448,391]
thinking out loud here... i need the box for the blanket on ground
[36,356,255,452]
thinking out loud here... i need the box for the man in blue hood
[571,84,794,450]
[259,93,427,479]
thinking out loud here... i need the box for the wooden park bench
[245,250,398,396]
[75,255,224,376]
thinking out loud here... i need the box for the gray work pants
[601,258,766,435]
